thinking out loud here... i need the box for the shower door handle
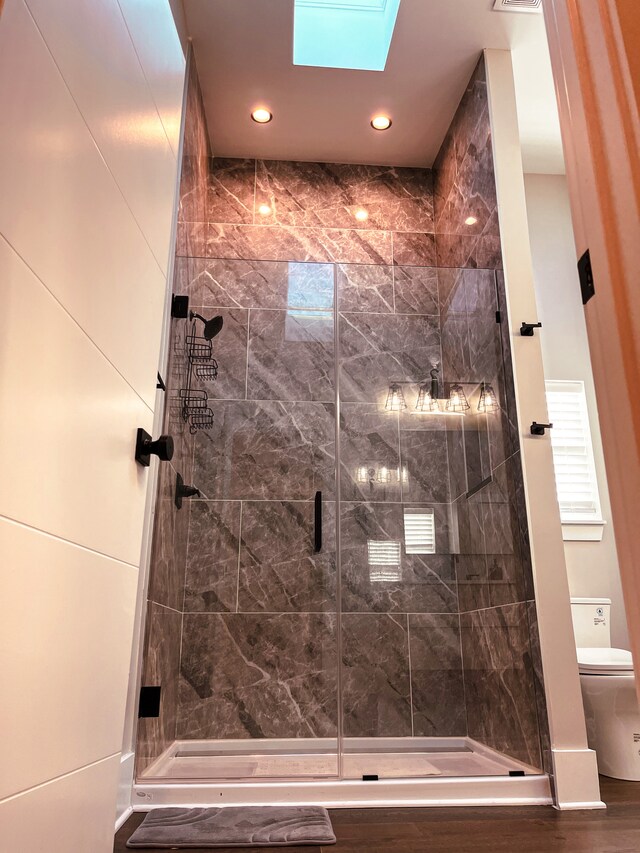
[314,491,322,553]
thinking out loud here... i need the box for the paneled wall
[433,57,548,769]
[0,1,184,849]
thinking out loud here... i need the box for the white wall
[0,1,184,850]
[524,174,629,650]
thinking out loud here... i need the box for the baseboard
[115,805,133,832]
[551,748,606,809]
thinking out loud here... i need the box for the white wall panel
[0,235,153,564]
[0,0,166,407]
[118,0,186,154]
[24,0,178,270]
[0,755,121,853]
[0,519,138,801]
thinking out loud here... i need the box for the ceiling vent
[492,0,542,13]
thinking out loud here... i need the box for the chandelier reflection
[385,383,407,411]
[477,382,499,414]
[446,383,470,413]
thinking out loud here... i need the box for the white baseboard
[551,748,606,809]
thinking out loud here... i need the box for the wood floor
[114,777,640,852]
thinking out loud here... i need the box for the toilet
[570,597,640,780]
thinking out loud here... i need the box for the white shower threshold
[134,737,552,809]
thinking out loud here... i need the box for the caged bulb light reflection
[477,382,499,414]
[446,383,470,413]
[385,383,407,412]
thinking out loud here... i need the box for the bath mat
[126,805,336,848]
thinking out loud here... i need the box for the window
[403,508,435,555]
[545,380,604,539]
[293,0,401,71]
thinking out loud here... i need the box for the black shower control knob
[147,435,174,461]
[135,428,174,466]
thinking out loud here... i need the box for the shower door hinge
[495,310,502,323]
[138,686,161,718]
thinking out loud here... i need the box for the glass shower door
[174,259,341,781]
[335,261,462,780]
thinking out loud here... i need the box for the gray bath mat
[126,806,336,848]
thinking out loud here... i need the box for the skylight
[293,0,401,72]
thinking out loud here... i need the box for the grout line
[235,502,243,613]
[407,613,415,738]
[244,308,251,400]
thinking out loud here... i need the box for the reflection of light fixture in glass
[355,208,369,221]
[415,382,440,412]
[446,383,470,413]
[258,203,272,216]
[465,215,477,226]
[477,382,499,414]
[376,466,392,483]
[356,466,370,483]
[398,465,409,485]
[385,383,406,411]
[371,114,392,130]
[251,108,272,123]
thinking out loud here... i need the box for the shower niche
[135,54,550,791]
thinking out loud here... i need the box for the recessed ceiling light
[355,208,369,221]
[251,108,272,124]
[371,114,392,131]
[258,203,272,216]
[465,216,478,226]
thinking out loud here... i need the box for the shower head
[191,311,224,340]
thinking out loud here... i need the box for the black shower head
[191,312,224,340]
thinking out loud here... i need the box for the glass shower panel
[335,262,544,779]
[174,260,341,781]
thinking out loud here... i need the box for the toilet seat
[577,647,634,676]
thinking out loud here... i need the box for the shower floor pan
[135,737,551,809]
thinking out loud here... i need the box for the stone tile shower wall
[433,56,550,769]
[136,53,550,772]
[173,153,469,742]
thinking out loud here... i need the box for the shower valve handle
[135,428,174,466]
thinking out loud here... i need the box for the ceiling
[182,0,564,172]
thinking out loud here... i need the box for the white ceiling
[182,0,564,172]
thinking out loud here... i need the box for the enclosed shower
[135,54,550,793]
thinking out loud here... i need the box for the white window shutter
[545,381,602,523]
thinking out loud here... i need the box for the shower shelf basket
[178,320,219,434]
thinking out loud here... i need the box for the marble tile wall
[139,54,549,772]
[433,55,548,771]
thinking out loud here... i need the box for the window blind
[403,508,436,554]
[545,381,602,522]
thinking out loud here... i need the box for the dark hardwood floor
[114,777,640,852]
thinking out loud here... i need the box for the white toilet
[570,597,640,780]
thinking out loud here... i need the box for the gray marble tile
[193,400,336,501]
[336,264,394,314]
[446,415,467,501]
[440,313,470,384]
[205,224,393,265]
[237,500,336,612]
[339,312,441,404]
[452,495,490,613]
[399,427,450,503]
[136,602,182,769]
[176,258,334,312]
[341,613,411,737]
[460,603,542,769]
[178,58,209,224]
[392,232,437,267]
[255,161,434,232]
[189,307,248,400]
[247,308,335,402]
[437,268,468,316]
[409,614,466,737]
[466,270,501,384]
[183,501,241,612]
[462,405,492,495]
[393,266,439,315]
[176,221,208,258]
[340,502,457,614]
[177,613,338,739]
[207,158,255,224]
[339,404,401,503]
[148,462,189,613]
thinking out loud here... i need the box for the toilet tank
[570,597,611,648]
